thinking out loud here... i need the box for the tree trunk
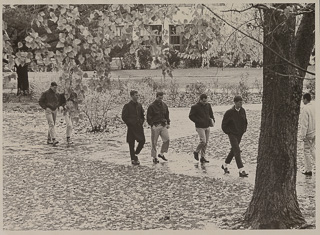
[244,5,315,229]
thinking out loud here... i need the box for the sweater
[189,102,215,128]
[300,102,315,139]
[221,106,248,135]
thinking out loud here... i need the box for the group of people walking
[38,81,315,177]
[121,90,250,177]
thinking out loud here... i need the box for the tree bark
[244,5,314,229]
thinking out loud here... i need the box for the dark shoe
[200,157,209,163]
[302,171,312,176]
[193,151,199,161]
[131,160,140,165]
[221,165,230,174]
[158,154,168,161]
[47,139,53,144]
[239,170,249,177]
[52,140,59,147]
[153,158,159,164]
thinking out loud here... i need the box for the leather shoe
[221,165,230,174]
[239,170,249,177]
[153,158,159,164]
[158,154,168,161]
[193,151,199,161]
[302,171,312,176]
[200,157,209,163]
[131,160,140,165]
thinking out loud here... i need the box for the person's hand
[46,107,51,111]
[166,124,170,129]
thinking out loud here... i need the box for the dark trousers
[128,140,145,160]
[225,134,244,169]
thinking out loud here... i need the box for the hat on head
[234,96,243,102]
[51,82,58,87]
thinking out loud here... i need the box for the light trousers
[195,127,210,157]
[151,125,170,158]
[65,111,73,138]
[45,108,57,140]
[304,136,315,172]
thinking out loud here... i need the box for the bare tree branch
[202,4,315,76]
[221,5,255,13]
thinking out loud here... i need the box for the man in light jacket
[189,94,215,163]
[300,93,315,176]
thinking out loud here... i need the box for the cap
[51,82,58,87]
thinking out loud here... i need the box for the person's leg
[135,139,145,155]
[151,125,161,159]
[226,134,243,169]
[45,109,56,140]
[304,139,313,172]
[65,112,73,141]
[128,141,136,161]
[201,127,210,157]
[195,128,206,156]
[159,126,170,155]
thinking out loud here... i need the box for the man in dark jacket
[189,94,215,163]
[147,91,170,163]
[221,96,248,177]
[39,82,60,146]
[122,90,146,165]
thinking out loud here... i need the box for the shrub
[184,57,202,68]
[306,79,315,98]
[138,48,153,69]
[122,52,136,70]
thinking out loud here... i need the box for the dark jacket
[122,100,145,143]
[221,106,248,136]
[189,102,215,128]
[147,100,170,126]
[39,88,60,111]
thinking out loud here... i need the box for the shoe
[193,151,199,161]
[239,170,249,177]
[131,160,140,165]
[52,140,59,147]
[302,171,312,176]
[47,139,53,144]
[158,154,168,161]
[153,158,159,164]
[200,157,209,163]
[221,165,230,174]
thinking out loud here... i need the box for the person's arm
[147,105,154,126]
[221,110,231,134]
[165,104,170,126]
[39,92,47,109]
[209,104,215,122]
[140,104,145,125]
[121,104,129,126]
[300,108,308,140]
[243,109,248,133]
[189,105,199,123]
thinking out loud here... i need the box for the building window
[169,25,181,51]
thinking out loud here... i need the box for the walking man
[300,93,315,176]
[39,82,60,146]
[221,96,248,177]
[189,94,215,163]
[122,90,146,165]
[147,91,170,163]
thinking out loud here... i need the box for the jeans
[151,125,170,158]
[195,127,210,157]
[225,134,244,169]
[45,108,57,140]
[304,136,315,172]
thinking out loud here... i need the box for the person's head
[130,90,139,102]
[50,82,58,93]
[234,96,243,109]
[199,94,208,104]
[156,91,164,101]
[302,93,311,105]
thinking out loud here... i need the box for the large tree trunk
[244,5,315,229]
